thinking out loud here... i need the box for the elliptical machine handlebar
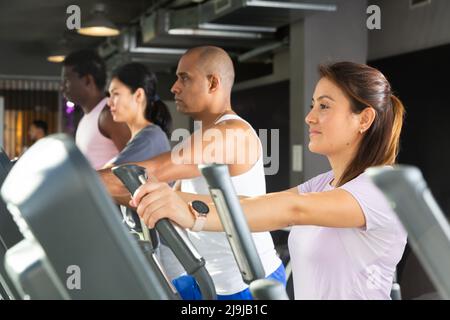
[367,165,450,300]
[199,163,288,300]
[112,164,217,300]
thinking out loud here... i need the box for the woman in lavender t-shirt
[132,61,408,300]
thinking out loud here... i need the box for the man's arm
[99,118,261,204]
[98,106,131,151]
[98,151,200,205]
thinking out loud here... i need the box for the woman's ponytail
[145,97,172,137]
[384,95,405,164]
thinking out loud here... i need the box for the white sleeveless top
[75,98,119,169]
[180,114,281,295]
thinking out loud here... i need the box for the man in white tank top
[62,50,130,169]
[100,46,285,299]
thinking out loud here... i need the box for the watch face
[192,200,209,214]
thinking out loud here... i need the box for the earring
[360,129,364,134]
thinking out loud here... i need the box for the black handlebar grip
[111,164,217,300]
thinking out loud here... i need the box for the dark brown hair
[318,62,405,186]
[111,63,172,137]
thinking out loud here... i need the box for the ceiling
[0,0,337,76]
[0,0,150,59]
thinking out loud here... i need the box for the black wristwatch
[188,200,209,232]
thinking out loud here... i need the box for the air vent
[410,0,431,9]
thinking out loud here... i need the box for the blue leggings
[172,263,286,300]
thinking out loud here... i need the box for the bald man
[100,46,260,197]
[99,46,285,299]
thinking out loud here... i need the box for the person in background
[22,120,49,154]
[102,62,172,255]
[103,62,172,168]
[61,49,130,169]
[28,120,48,143]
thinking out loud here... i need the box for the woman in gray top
[104,62,172,167]
[103,63,173,262]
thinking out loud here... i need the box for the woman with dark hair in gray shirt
[104,62,172,167]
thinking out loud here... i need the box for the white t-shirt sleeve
[297,171,333,194]
[339,173,396,232]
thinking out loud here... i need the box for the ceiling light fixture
[78,3,120,37]
[47,38,70,63]
[47,54,66,63]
